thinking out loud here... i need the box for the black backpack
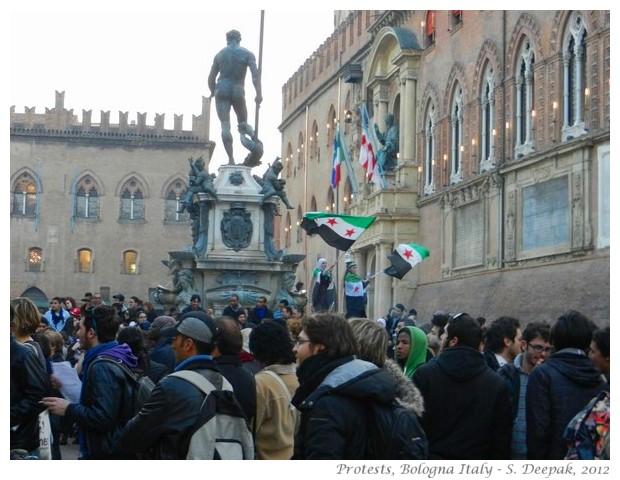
[366,400,429,460]
[90,356,155,415]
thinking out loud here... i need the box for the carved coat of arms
[221,204,252,251]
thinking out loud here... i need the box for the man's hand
[255,94,263,105]
[41,397,70,417]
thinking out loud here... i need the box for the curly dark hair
[249,322,295,366]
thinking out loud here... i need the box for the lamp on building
[344,110,353,123]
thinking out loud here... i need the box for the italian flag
[384,243,430,279]
[300,213,376,251]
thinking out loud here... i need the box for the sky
[8,3,336,176]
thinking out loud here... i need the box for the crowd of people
[11,289,610,461]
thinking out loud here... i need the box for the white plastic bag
[38,409,52,460]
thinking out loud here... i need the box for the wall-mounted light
[344,110,353,123]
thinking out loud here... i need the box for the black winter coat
[214,354,256,425]
[64,356,137,459]
[120,357,226,459]
[10,337,50,451]
[526,349,608,460]
[292,354,398,459]
[413,346,512,459]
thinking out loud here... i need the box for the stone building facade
[10,91,214,307]
[279,10,610,324]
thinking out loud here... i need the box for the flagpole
[254,10,265,137]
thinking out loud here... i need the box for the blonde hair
[11,297,42,337]
[348,317,388,367]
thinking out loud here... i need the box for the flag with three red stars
[384,243,430,279]
[300,213,376,251]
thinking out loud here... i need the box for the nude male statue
[208,29,262,165]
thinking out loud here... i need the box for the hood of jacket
[544,349,606,387]
[435,346,488,383]
[384,359,424,416]
[320,358,398,406]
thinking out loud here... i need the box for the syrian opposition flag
[359,103,380,185]
[384,243,430,279]
[331,125,343,189]
[301,213,376,251]
[344,274,365,297]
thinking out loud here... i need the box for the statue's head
[226,30,241,44]
[194,156,205,168]
[272,157,283,172]
[385,113,394,125]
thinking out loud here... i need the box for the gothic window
[561,12,588,141]
[310,121,319,159]
[285,143,293,178]
[75,175,100,220]
[123,250,138,275]
[297,206,303,243]
[285,212,292,248]
[424,103,436,195]
[326,188,335,213]
[310,196,317,212]
[451,10,463,29]
[164,179,190,222]
[425,11,436,47]
[327,107,337,146]
[77,248,93,273]
[12,172,37,217]
[450,85,464,185]
[514,38,536,157]
[297,132,305,170]
[119,177,145,221]
[27,247,43,272]
[480,63,497,172]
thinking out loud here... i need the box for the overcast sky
[9,4,335,175]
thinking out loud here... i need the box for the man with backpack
[42,305,139,459]
[119,315,254,459]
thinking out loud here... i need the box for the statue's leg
[216,100,235,164]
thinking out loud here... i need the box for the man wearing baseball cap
[120,315,251,459]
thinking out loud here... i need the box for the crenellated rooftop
[10,91,212,143]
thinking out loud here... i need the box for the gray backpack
[169,370,254,460]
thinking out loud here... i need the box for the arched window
[123,250,138,275]
[74,175,100,220]
[119,177,145,221]
[164,179,190,222]
[480,63,496,172]
[77,248,93,273]
[450,85,464,185]
[285,212,292,248]
[562,12,588,141]
[297,132,305,170]
[285,143,293,177]
[27,247,43,272]
[326,107,337,146]
[424,103,436,195]
[514,38,536,157]
[310,196,317,212]
[326,188,335,213]
[12,172,37,217]
[310,121,319,159]
[425,11,436,47]
[297,206,303,243]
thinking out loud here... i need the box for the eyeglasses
[528,343,552,353]
[295,337,311,346]
[451,312,469,320]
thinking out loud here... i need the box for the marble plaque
[522,176,569,251]
[455,201,483,267]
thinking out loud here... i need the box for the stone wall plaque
[522,176,569,251]
[454,201,483,268]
